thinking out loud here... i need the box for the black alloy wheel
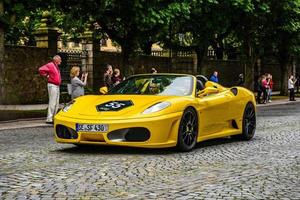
[177,107,198,151]
[234,102,256,140]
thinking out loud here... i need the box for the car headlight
[142,102,171,114]
[62,100,75,112]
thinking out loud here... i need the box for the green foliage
[2,0,300,63]
[266,0,300,57]
[3,0,86,44]
[3,1,45,44]
[58,0,191,55]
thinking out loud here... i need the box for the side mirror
[197,87,219,97]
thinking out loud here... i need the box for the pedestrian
[209,71,219,83]
[112,68,122,86]
[288,75,297,101]
[236,73,244,86]
[103,64,113,89]
[261,75,268,104]
[70,66,88,99]
[38,55,62,124]
[150,67,157,74]
[266,74,273,103]
[256,75,265,104]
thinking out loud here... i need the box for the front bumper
[54,112,182,148]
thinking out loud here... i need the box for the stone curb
[0,118,52,131]
[257,98,300,107]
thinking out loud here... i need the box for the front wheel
[177,108,198,151]
[234,102,256,140]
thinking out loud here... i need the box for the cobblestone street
[0,103,299,199]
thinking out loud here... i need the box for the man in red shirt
[39,55,62,124]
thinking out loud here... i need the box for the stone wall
[0,45,51,104]
[201,59,244,87]
[0,46,286,105]
[92,51,286,91]
[92,51,197,90]
[92,51,172,90]
[92,51,244,89]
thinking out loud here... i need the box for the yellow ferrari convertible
[54,74,256,151]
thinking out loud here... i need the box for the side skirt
[197,129,241,142]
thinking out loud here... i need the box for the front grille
[56,125,78,139]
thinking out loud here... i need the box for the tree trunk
[0,1,4,61]
[279,61,292,96]
[121,41,134,77]
[195,46,207,75]
[242,40,255,90]
[0,1,5,104]
[278,45,292,95]
[244,56,257,91]
[141,41,153,55]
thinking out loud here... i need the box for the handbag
[67,84,72,95]
[99,86,108,94]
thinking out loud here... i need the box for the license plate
[76,123,108,132]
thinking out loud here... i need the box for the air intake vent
[231,120,238,129]
[56,125,78,139]
[230,88,238,96]
[107,127,150,142]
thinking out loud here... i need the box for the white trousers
[47,83,60,122]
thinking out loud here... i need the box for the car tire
[233,102,256,140]
[177,107,199,151]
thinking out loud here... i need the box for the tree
[263,0,300,95]
[168,0,264,86]
[181,0,235,74]
[0,1,4,62]
[1,0,8,104]
[1,1,46,45]
[227,0,270,90]
[59,0,191,75]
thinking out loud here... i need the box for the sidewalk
[0,104,64,111]
[256,97,299,107]
[0,104,63,131]
[0,118,52,131]
[0,97,299,131]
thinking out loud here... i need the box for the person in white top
[288,75,297,101]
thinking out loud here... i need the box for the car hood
[62,95,176,119]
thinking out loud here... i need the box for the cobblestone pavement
[0,104,299,199]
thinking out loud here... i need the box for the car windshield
[108,75,194,96]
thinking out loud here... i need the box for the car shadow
[195,137,244,149]
[53,136,249,155]
[53,144,177,155]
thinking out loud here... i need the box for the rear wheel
[233,102,256,140]
[177,108,198,151]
